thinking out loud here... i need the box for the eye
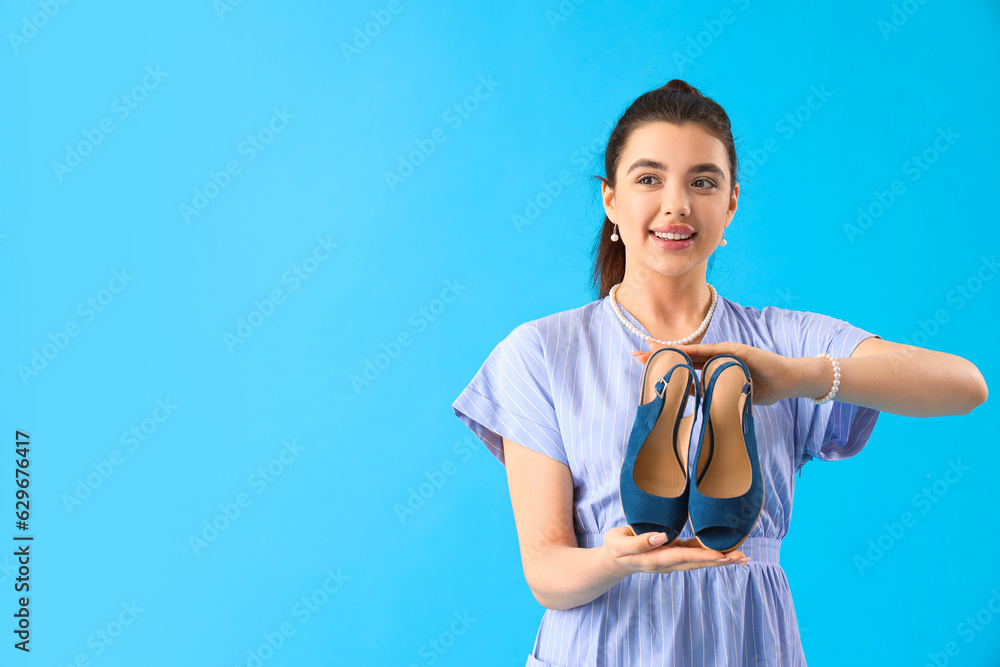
[636,174,659,186]
[693,177,718,189]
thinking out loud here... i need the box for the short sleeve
[451,322,568,468]
[763,306,883,468]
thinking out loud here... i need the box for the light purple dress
[451,292,882,666]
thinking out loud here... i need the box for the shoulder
[710,296,777,347]
[721,296,844,331]
[715,296,851,354]
[718,296,802,328]
[505,297,605,351]
[475,299,602,398]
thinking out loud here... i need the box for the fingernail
[649,533,667,545]
[715,557,730,563]
[739,557,751,565]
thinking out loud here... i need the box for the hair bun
[663,79,702,97]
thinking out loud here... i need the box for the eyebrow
[625,159,726,180]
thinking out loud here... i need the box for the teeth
[653,231,693,240]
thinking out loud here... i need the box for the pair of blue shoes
[619,347,765,553]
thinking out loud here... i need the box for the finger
[711,548,746,563]
[678,343,729,361]
[663,541,747,565]
[675,537,704,549]
[656,545,733,566]
[676,343,742,359]
[607,526,673,555]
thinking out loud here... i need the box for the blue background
[1,0,998,665]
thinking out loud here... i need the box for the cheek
[623,199,656,223]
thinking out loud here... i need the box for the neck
[613,272,714,343]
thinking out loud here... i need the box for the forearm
[529,544,629,611]
[794,349,987,418]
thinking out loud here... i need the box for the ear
[601,178,615,221]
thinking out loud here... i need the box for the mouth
[650,230,697,241]
[649,230,697,249]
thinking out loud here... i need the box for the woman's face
[602,121,738,280]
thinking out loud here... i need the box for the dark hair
[589,79,740,299]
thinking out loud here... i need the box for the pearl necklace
[609,282,719,345]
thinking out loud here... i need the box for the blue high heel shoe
[688,354,765,554]
[619,347,701,545]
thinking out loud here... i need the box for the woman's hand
[632,341,802,406]
[601,526,749,575]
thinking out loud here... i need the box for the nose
[660,183,691,218]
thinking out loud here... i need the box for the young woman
[451,79,987,666]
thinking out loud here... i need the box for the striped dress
[451,292,882,666]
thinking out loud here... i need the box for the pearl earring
[719,232,727,247]
[610,221,619,242]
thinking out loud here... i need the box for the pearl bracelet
[809,352,841,405]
